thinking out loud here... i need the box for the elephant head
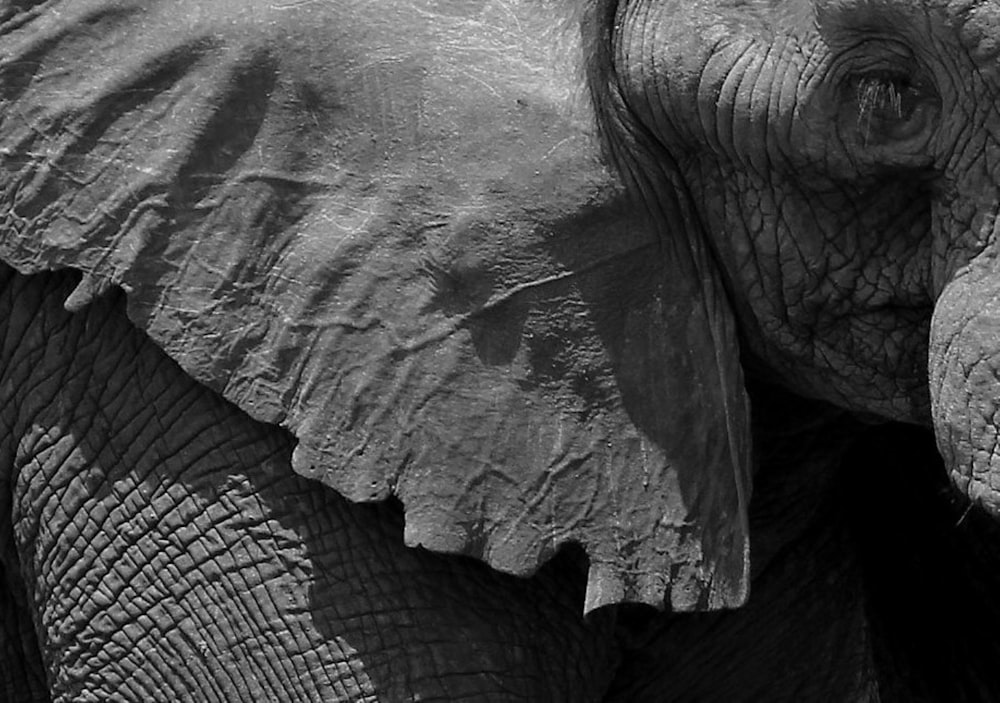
[0,0,996,617]
[619,0,1000,526]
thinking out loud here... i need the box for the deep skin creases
[0,264,624,702]
[1,264,898,701]
[605,0,942,425]
[6,0,1000,697]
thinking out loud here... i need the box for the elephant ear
[0,0,751,612]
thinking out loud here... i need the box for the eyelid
[855,73,918,115]
[851,70,932,120]
[825,37,923,90]
[854,78,916,145]
[842,74,938,164]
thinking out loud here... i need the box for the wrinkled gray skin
[3,0,1000,699]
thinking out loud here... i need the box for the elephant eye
[851,72,934,146]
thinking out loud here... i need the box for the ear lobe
[583,239,752,611]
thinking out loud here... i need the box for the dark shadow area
[0,559,49,702]
[845,422,1000,702]
[603,381,873,702]
[286,487,623,701]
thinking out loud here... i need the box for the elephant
[3,0,1000,699]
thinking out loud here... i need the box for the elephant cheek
[930,266,1000,516]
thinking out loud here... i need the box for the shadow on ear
[283,192,753,613]
[552,220,753,612]
[0,0,752,612]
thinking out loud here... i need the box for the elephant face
[1,0,998,615]
[610,0,1000,520]
[612,0,947,422]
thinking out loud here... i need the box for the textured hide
[0,0,751,612]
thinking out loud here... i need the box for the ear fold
[285,210,752,612]
[0,0,751,612]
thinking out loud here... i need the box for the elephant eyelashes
[852,73,934,146]
[857,76,903,135]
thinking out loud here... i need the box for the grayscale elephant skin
[2,0,1000,700]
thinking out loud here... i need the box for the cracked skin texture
[0,0,752,613]
[10,266,999,700]
[0,266,622,702]
[6,0,1000,699]
[0,264,887,701]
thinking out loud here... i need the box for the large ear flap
[0,0,751,612]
